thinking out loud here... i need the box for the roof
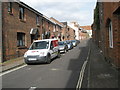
[43,15,56,25]
[50,17,64,27]
[80,26,92,30]
[17,1,43,16]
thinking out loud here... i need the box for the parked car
[64,40,73,50]
[24,39,60,64]
[76,40,80,44]
[58,41,68,53]
[71,40,77,47]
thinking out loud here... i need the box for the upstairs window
[36,15,39,25]
[17,32,25,47]
[109,21,113,48]
[8,2,12,13]
[19,6,24,20]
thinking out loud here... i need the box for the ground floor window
[17,32,25,47]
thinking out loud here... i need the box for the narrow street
[1,1,120,89]
[2,39,90,88]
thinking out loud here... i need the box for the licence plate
[28,58,37,61]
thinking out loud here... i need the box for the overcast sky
[20,0,97,26]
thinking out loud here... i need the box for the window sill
[37,24,40,27]
[19,19,26,23]
[17,46,27,49]
[8,12,13,15]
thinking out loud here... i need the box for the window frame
[36,15,39,25]
[8,2,12,13]
[109,21,113,48]
[19,6,24,20]
[17,32,25,47]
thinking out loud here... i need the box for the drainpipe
[0,1,3,63]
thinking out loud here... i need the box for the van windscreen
[29,41,49,50]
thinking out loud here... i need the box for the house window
[17,32,25,47]
[109,21,113,48]
[68,28,70,31]
[8,2,12,13]
[19,6,24,20]
[36,15,39,25]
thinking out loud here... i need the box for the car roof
[34,39,58,42]
[58,41,64,42]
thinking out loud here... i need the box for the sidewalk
[1,57,25,72]
[88,41,120,88]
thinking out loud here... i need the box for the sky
[20,0,97,26]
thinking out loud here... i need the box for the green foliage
[94,4,100,30]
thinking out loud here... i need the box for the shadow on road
[65,39,90,88]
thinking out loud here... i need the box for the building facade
[1,1,63,62]
[2,2,44,61]
[1,1,76,62]
[80,26,92,38]
[92,1,120,68]
[67,26,75,40]
[50,17,63,41]
[61,22,75,41]
[68,22,80,40]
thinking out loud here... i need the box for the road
[2,39,90,89]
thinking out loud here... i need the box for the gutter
[0,1,3,63]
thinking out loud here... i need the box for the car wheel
[64,49,67,53]
[66,48,68,52]
[46,54,51,64]
[57,51,61,58]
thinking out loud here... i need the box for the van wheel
[57,51,61,58]
[46,55,51,64]
[64,49,67,53]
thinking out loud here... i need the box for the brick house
[1,1,57,62]
[92,1,120,68]
[80,26,92,38]
[42,15,56,39]
[61,22,69,41]
[61,22,76,41]
[67,26,75,40]
[50,17,63,41]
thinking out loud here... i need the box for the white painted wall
[86,30,92,38]
[68,22,80,40]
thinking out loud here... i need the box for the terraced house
[92,1,120,68]
[0,1,63,62]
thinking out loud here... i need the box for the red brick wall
[69,27,75,40]
[2,2,42,61]
[102,2,120,68]
[92,2,120,68]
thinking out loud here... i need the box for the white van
[24,39,60,64]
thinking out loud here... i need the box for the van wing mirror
[50,45,54,49]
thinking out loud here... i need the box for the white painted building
[86,30,92,38]
[68,22,80,40]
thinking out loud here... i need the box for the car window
[58,42,64,45]
[29,41,49,50]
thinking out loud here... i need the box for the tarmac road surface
[2,39,90,89]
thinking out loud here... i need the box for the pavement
[1,39,120,88]
[1,57,25,72]
[87,40,120,88]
